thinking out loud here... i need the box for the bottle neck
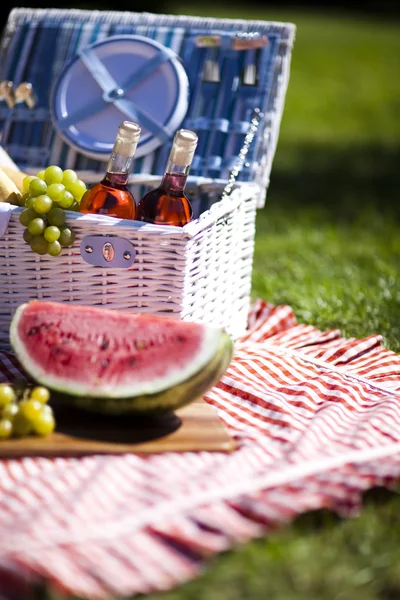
[105,151,134,186]
[161,161,190,193]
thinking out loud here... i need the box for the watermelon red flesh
[10,302,223,398]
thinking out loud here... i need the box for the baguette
[0,169,22,204]
[0,166,27,192]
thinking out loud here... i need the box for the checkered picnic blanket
[1,300,400,599]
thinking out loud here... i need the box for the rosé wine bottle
[136,129,198,226]
[79,121,141,220]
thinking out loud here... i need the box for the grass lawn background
[56,6,400,600]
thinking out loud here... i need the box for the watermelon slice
[10,301,233,413]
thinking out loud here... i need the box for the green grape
[68,178,86,201]
[20,172,77,259]
[19,193,30,207]
[19,207,38,227]
[44,165,63,185]
[47,207,65,227]
[23,229,33,244]
[59,227,75,247]
[22,175,36,195]
[62,169,78,188]
[33,195,53,214]
[47,183,65,201]
[41,404,53,418]
[29,178,48,197]
[30,235,48,255]
[2,402,19,420]
[44,226,60,243]
[28,217,46,236]
[13,412,32,437]
[33,408,55,436]
[20,399,42,422]
[30,386,50,404]
[70,201,80,212]
[48,240,62,256]
[0,384,16,406]
[57,190,74,209]
[25,196,36,209]
[0,419,12,439]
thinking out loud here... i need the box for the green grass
[53,7,400,600]
[141,493,400,600]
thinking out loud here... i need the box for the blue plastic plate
[50,35,190,160]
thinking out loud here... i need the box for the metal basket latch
[80,235,136,268]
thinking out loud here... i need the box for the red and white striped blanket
[1,300,400,599]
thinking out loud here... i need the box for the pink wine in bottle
[136,129,198,226]
[80,121,141,220]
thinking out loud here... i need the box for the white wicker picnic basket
[0,8,295,350]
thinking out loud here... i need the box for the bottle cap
[113,121,141,157]
[169,129,198,167]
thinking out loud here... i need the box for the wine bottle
[79,121,141,219]
[136,129,198,226]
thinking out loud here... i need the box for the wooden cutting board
[0,398,235,457]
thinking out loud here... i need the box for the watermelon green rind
[55,331,233,414]
[10,302,231,402]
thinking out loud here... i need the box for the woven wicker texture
[0,184,258,350]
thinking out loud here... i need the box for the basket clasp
[80,235,136,268]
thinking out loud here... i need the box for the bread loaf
[0,166,27,192]
[0,169,22,204]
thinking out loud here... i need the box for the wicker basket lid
[0,8,295,203]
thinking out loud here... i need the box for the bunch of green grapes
[0,382,55,439]
[19,166,86,256]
